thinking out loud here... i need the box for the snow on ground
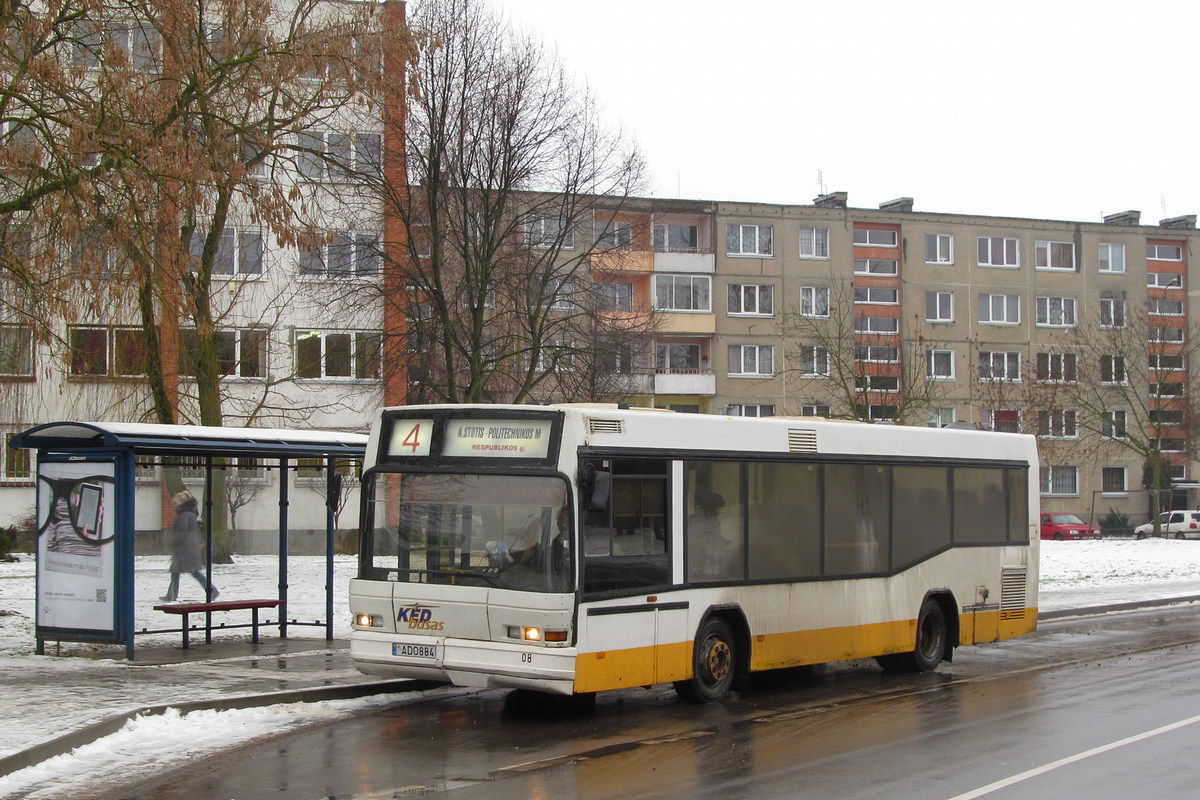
[3,539,1200,799]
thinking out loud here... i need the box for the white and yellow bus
[350,405,1038,702]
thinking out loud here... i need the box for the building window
[0,324,34,377]
[1035,240,1075,271]
[727,284,774,316]
[1147,244,1183,261]
[854,287,898,305]
[1100,298,1126,329]
[928,408,956,428]
[68,326,145,377]
[925,234,953,264]
[545,276,576,311]
[655,343,701,373]
[853,258,898,276]
[1148,298,1184,316]
[1149,326,1185,343]
[799,227,830,259]
[1038,409,1077,439]
[3,430,31,482]
[856,345,898,363]
[979,351,1020,382]
[190,228,264,276]
[1147,272,1183,289]
[728,345,774,377]
[180,329,267,379]
[295,330,381,380]
[1151,409,1184,425]
[595,281,634,312]
[594,220,633,250]
[1041,466,1078,496]
[299,232,381,278]
[853,229,897,247]
[525,215,574,249]
[979,294,1020,324]
[1103,410,1127,440]
[1099,243,1125,273]
[297,130,381,181]
[1036,352,1077,383]
[1101,355,1126,384]
[1149,354,1184,373]
[655,274,711,312]
[725,404,775,417]
[726,224,773,256]
[853,316,899,334]
[652,223,698,253]
[981,408,1020,433]
[1036,296,1077,328]
[865,404,899,421]
[73,19,162,72]
[800,286,830,318]
[1102,466,1127,495]
[800,345,829,377]
[926,291,953,322]
[535,339,574,373]
[927,349,954,380]
[801,404,831,418]
[856,374,899,392]
[1150,381,1185,398]
[978,236,1019,268]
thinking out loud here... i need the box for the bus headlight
[508,625,568,643]
[355,613,382,628]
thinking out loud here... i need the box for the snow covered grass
[1039,537,1200,589]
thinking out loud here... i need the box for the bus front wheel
[877,598,946,673]
[675,617,736,703]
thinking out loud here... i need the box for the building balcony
[601,372,655,396]
[655,369,716,396]
[653,250,715,274]
[592,249,653,274]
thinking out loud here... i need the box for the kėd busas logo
[397,603,444,631]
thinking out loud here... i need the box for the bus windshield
[360,472,572,593]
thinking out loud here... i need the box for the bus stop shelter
[10,421,368,659]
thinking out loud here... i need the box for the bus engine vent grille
[587,418,625,436]
[788,428,818,453]
[999,566,1027,619]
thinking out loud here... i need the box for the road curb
[0,679,429,779]
[1040,594,1200,620]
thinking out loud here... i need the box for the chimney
[813,191,848,209]
[879,197,914,213]
[1159,215,1196,230]
[1103,210,1141,226]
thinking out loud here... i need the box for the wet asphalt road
[94,605,1200,800]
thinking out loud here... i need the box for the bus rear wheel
[675,617,736,703]
[876,598,947,673]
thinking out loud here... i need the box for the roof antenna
[817,169,827,196]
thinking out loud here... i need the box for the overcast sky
[496,0,1200,225]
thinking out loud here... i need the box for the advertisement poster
[36,459,117,634]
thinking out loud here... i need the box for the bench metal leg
[181,612,190,650]
[252,608,260,643]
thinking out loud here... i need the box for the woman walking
[161,490,219,602]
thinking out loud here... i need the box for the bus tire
[675,617,736,703]
[876,598,946,673]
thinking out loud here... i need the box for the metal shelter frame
[10,421,367,659]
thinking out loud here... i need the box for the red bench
[154,599,282,649]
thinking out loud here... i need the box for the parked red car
[1040,513,1101,540]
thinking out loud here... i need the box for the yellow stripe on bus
[573,608,1039,694]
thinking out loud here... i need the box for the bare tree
[372,0,647,405]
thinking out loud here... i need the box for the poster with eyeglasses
[36,459,116,634]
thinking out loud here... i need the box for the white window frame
[727,284,774,316]
[652,223,699,253]
[1035,240,1076,271]
[798,227,830,259]
[982,408,1021,433]
[979,294,1021,324]
[728,344,774,377]
[1101,466,1128,496]
[525,215,575,249]
[799,345,830,377]
[1103,410,1128,440]
[68,325,146,377]
[594,219,633,251]
[297,130,381,182]
[294,330,381,381]
[655,274,712,312]
[925,234,953,264]
[1038,409,1078,439]
[926,349,955,380]
[1036,352,1077,383]
[1041,465,1079,497]
[853,258,898,276]
[926,291,953,322]
[1036,296,1077,328]
[726,223,773,256]
[1147,272,1183,289]
[190,227,264,277]
[855,345,899,364]
[854,316,899,334]
[1098,243,1125,273]
[979,351,1020,382]
[1148,297,1184,316]
[180,328,268,380]
[856,374,900,393]
[854,287,898,305]
[1101,355,1126,385]
[1099,298,1126,329]
[0,323,34,377]
[928,407,956,428]
[1149,354,1185,373]
[800,286,830,318]
[853,228,897,247]
[978,236,1020,268]
[724,404,775,417]
[1147,244,1183,261]
[801,403,831,418]
[2,429,32,483]
[298,231,381,279]
[595,280,634,312]
[1149,326,1185,343]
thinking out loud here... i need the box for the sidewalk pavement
[4,582,1200,778]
